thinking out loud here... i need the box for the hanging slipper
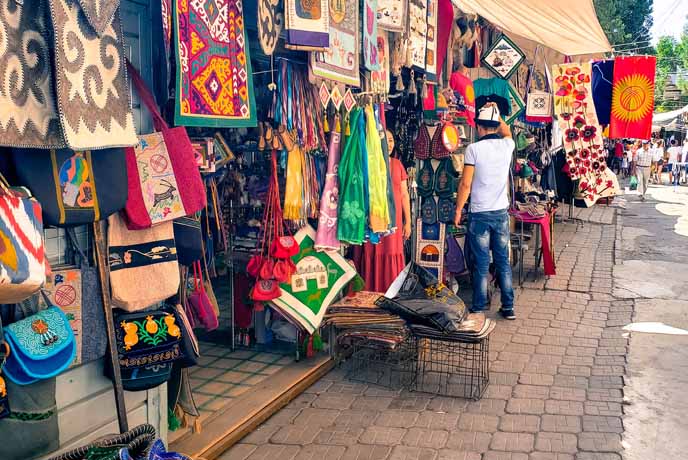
[258,122,267,151]
[278,125,296,152]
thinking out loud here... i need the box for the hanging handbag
[187,261,218,331]
[173,215,203,266]
[108,213,180,311]
[123,61,206,230]
[108,309,183,392]
[0,177,47,304]
[40,228,107,366]
[169,304,199,368]
[11,148,128,227]
[525,47,553,123]
[3,293,77,385]
[46,424,157,460]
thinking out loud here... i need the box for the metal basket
[345,335,418,390]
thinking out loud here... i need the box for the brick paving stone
[490,432,535,452]
[492,373,521,386]
[595,347,627,357]
[585,389,623,403]
[557,366,591,377]
[539,336,571,347]
[561,356,595,367]
[270,424,321,445]
[437,450,482,460]
[457,413,500,432]
[553,375,589,389]
[341,445,392,460]
[534,432,578,454]
[513,334,542,345]
[242,425,281,444]
[492,360,528,374]
[327,382,369,395]
[351,396,394,411]
[333,410,379,428]
[294,408,341,427]
[581,416,623,433]
[245,444,301,460]
[287,393,317,410]
[298,445,347,460]
[593,356,626,367]
[575,454,622,460]
[588,376,624,389]
[536,345,567,356]
[445,431,492,452]
[577,433,623,452]
[375,410,420,428]
[389,395,432,411]
[519,374,555,386]
[545,400,584,416]
[313,394,357,410]
[483,452,529,460]
[524,363,559,376]
[465,398,507,415]
[426,396,469,413]
[314,426,365,446]
[583,401,623,417]
[305,379,334,394]
[499,414,541,432]
[485,384,514,400]
[514,385,550,400]
[506,398,545,415]
[263,408,302,425]
[530,453,574,460]
[530,354,564,366]
[388,446,438,460]
[402,428,450,449]
[566,347,597,358]
[219,443,256,460]
[414,412,461,430]
[359,426,407,446]
[590,366,625,377]
[541,415,582,433]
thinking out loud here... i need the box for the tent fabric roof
[455,0,612,56]
[653,104,688,124]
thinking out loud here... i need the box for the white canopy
[653,104,688,124]
[456,0,612,56]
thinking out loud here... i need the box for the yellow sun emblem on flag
[611,74,654,123]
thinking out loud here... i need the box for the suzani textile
[285,0,329,48]
[553,63,619,207]
[609,56,656,140]
[174,0,257,127]
[363,0,380,70]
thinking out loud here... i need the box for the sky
[651,0,688,43]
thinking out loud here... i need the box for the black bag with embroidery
[106,308,184,391]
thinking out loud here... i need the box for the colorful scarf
[174,0,256,127]
[308,0,360,86]
[315,120,342,251]
[338,109,366,244]
[284,136,305,221]
[365,105,390,233]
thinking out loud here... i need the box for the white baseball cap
[476,104,501,127]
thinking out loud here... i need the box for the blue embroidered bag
[3,306,76,385]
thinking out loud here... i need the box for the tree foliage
[594,0,654,53]
[654,20,688,112]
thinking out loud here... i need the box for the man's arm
[497,118,512,139]
[454,165,474,225]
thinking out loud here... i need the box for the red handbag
[187,261,218,331]
[250,279,282,301]
[270,235,299,259]
[124,61,206,230]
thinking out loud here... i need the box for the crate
[414,335,490,400]
[345,335,418,390]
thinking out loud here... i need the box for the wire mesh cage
[414,335,490,400]
[345,335,418,390]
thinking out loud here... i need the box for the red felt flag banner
[609,56,656,140]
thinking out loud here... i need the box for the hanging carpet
[285,0,329,48]
[174,0,257,127]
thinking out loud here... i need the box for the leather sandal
[278,125,296,152]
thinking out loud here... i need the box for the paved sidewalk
[221,213,629,460]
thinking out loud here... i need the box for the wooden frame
[481,34,525,80]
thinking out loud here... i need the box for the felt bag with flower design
[3,302,76,385]
[107,309,183,392]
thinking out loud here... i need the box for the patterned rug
[0,0,64,148]
[174,0,257,128]
[48,0,138,150]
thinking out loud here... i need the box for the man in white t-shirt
[454,103,515,319]
[667,139,682,185]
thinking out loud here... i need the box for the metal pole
[93,221,129,433]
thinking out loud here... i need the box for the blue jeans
[467,208,514,312]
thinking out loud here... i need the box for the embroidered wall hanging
[271,225,356,334]
[506,81,525,125]
[285,0,330,48]
[174,0,257,127]
[369,31,390,93]
[48,0,138,150]
[553,63,619,206]
[481,34,525,80]
[408,0,428,71]
[609,56,656,140]
[258,0,284,55]
[414,219,445,280]
[363,0,380,70]
[0,0,64,148]
[376,0,405,32]
[424,0,438,80]
[309,0,360,86]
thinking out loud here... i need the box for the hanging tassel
[312,332,323,351]
[345,117,351,136]
[335,115,341,133]
[408,71,417,95]
[323,116,330,133]
[395,74,405,92]
[421,76,428,99]
[168,408,181,432]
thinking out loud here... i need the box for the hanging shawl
[364,105,390,234]
[283,132,305,221]
[377,106,397,232]
[337,109,366,244]
[315,118,342,251]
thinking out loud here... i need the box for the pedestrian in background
[621,153,629,178]
[652,139,664,184]
[667,139,682,186]
[636,141,653,201]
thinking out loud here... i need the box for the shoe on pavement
[499,309,516,320]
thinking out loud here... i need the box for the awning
[653,104,688,124]
[455,0,612,56]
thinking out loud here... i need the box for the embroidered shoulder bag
[3,296,76,385]
[525,47,553,123]
[107,309,183,392]
[123,61,206,230]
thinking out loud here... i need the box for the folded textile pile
[325,291,409,348]
[410,312,496,343]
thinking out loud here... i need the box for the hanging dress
[356,157,409,292]
[364,105,390,234]
[315,118,342,251]
[337,108,366,244]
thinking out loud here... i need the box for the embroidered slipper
[437,197,456,224]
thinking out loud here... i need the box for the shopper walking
[636,141,653,201]
[668,139,682,186]
[652,139,665,184]
[613,140,624,175]
[454,103,515,320]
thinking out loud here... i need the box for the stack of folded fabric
[410,312,496,342]
[325,291,410,348]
